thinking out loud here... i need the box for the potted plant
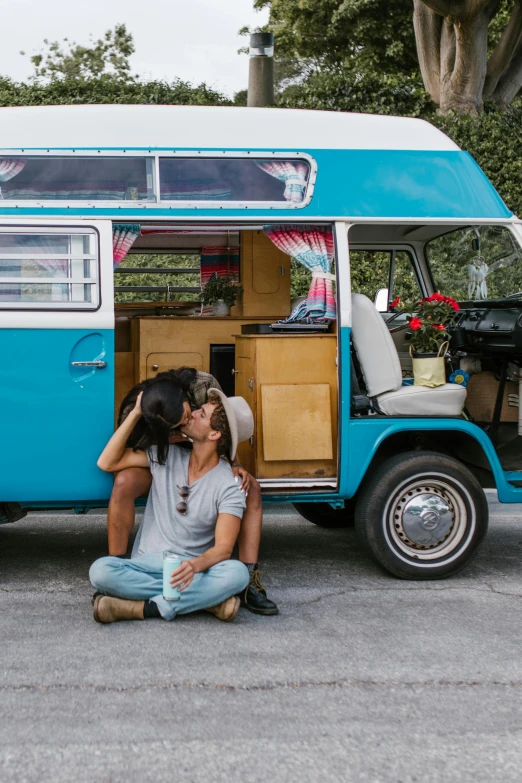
[392,292,460,387]
[200,275,243,316]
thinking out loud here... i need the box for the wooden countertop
[235,332,336,338]
[135,316,280,321]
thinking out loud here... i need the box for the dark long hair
[118,367,198,463]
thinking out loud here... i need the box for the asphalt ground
[1,493,522,783]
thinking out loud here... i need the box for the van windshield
[426,226,522,301]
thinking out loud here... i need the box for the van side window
[349,250,420,309]
[0,156,155,201]
[159,158,311,205]
[426,226,522,301]
[0,230,99,309]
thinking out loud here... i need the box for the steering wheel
[385,310,410,334]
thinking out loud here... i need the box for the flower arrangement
[392,292,460,354]
[200,275,243,308]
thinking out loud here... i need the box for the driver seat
[351,293,466,416]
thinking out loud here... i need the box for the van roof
[0,105,459,152]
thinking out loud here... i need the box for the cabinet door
[252,231,289,294]
[146,351,203,378]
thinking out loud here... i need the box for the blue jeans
[89,554,249,621]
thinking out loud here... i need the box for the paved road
[1,494,522,782]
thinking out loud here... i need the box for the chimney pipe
[247,32,274,107]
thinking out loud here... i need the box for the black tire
[355,451,489,579]
[293,500,355,528]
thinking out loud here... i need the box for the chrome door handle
[71,361,107,368]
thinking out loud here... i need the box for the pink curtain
[0,159,26,183]
[257,162,309,203]
[263,225,336,322]
[0,158,26,199]
[113,224,140,268]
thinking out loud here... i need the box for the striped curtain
[200,245,240,315]
[257,162,309,203]
[113,224,140,268]
[0,158,26,199]
[263,225,336,323]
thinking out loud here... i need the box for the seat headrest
[351,293,403,397]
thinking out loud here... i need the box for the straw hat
[208,387,254,461]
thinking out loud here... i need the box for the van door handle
[71,361,107,368]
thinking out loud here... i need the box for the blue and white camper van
[0,104,521,579]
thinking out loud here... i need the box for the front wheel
[355,451,489,579]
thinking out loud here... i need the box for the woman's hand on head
[133,391,143,418]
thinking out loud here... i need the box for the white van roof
[0,105,459,152]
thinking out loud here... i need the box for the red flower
[409,317,423,330]
[446,298,460,311]
[423,292,444,303]
[390,296,401,308]
[433,323,445,331]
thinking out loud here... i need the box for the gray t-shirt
[131,445,246,559]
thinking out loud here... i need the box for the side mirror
[374,288,389,312]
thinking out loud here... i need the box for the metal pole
[247,32,274,107]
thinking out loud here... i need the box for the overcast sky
[2,0,269,98]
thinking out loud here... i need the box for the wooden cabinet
[234,335,338,480]
[236,231,291,318]
[130,317,274,383]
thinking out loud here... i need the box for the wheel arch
[346,422,501,498]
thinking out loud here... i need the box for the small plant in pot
[392,292,460,387]
[200,275,243,316]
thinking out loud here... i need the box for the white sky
[1,0,269,98]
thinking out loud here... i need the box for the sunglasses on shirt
[176,485,190,515]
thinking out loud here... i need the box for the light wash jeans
[89,554,249,621]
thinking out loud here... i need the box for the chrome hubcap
[386,476,469,561]
[401,493,453,546]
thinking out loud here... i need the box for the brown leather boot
[204,596,240,622]
[93,595,145,624]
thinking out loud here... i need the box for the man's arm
[169,512,241,591]
[97,392,149,473]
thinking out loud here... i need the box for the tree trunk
[484,1,522,97]
[491,37,522,106]
[414,0,505,114]
[439,13,489,114]
[413,0,442,105]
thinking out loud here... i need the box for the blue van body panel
[0,329,114,501]
[0,149,511,221]
[337,327,522,505]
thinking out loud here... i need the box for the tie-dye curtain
[257,162,309,203]
[200,245,240,315]
[263,225,336,323]
[113,224,140,268]
[0,159,26,199]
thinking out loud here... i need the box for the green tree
[252,0,522,114]
[21,24,135,82]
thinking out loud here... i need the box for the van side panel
[0,329,114,501]
[0,149,511,221]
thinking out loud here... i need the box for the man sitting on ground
[110,368,278,615]
[90,387,253,623]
